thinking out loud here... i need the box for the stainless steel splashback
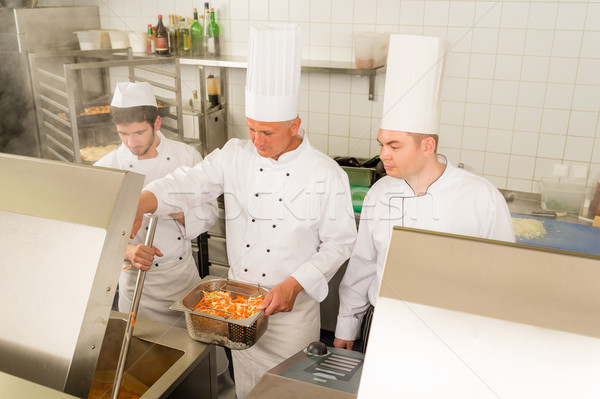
[0,6,99,52]
[0,154,144,398]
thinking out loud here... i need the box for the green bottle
[191,8,203,58]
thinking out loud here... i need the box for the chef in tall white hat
[94,80,218,333]
[335,34,515,352]
[127,24,356,399]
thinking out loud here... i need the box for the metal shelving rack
[29,48,186,163]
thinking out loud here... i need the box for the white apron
[118,249,201,329]
[233,291,321,399]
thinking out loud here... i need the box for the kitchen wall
[43,0,600,197]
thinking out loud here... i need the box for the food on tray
[80,144,120,162]
[81,105,111,115]
[512,217,547,239]
[193,290,265,319]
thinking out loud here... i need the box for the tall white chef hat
[380,34,446,135]
[111,81,157,108]
[245,23,302,122]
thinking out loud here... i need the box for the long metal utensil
[111,214,158,399]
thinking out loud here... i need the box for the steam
[0,54,40,157]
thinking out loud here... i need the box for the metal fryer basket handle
[111,214,158,399]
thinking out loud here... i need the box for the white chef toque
[111,81,157,108]
[245,23,302,122]
[380,34,446,135]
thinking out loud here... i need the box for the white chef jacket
[335,155,515,341]
[145,129,357,398]
[94,131,218,327]
[145,129,357,301]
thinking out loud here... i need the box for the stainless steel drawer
[207,236,228,265]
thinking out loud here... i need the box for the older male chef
[128,24,357,398]
[334,35,515,352]
[94,82,218,326]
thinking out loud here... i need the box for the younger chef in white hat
[334,35,515,352]
[95,81,218,327]
[127,24,357,398]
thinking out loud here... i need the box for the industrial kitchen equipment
[0,153,217,398]
[0,6,101,158]
[359,227,600,398]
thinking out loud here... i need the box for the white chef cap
[380,34,446,135]
[111,81,157,108]
[245,23,302,122]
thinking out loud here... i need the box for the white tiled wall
[51,0,600,196]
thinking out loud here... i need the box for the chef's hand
[259,276,303,316]
[124,244,163,271]
[131,190,158,239]
[333,338,354,351]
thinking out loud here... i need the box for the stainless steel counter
[499,188,593,226]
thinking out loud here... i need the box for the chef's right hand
[333,338,354,351]
[125,244,163,271]
[131,190,158,239]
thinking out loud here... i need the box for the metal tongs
[111,214,158,399]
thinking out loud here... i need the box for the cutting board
[512,214,600,256]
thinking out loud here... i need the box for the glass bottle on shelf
[168,14,177,55]
[203,2,215,57]
[191,8,204,58]
[207,74,220,107]
[209,8,220,57]
[178,16,191,56]
[155,14,169,55]
[146,24,155,56]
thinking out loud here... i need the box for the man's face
[246,117,300,160]
[116,119,157,157]
[377,129,425,179]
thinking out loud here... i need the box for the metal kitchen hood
[0,153,144,398]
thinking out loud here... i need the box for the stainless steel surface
[111,215,158,399]
[499,188,591,226]
[98,311,217,399]
[0,153,144,398]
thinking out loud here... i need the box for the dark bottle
[191,8,203,57]
[155,14,169,55]
[168,14,177,55]
[209,8,220,57]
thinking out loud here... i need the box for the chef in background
[334,34,515,352]
[127,24,357,398]
[94,83,233,387]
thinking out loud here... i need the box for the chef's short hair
[110,106,158,127]
[411,133,439,153]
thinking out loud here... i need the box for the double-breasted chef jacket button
[155,263,159,267]
[246,244,250,247]
[179,256,182,260]
[272,224,276,228]
[286,172,290,176]
[167,157,171,161]
[252,219,256,222]
[262,273,266,277]
[279,198,282,202]
[266,249,270,252]
[255,193,259,197]
[129,164,134,168]
[244,268,248,272]
[178,237,181,240]
[260,168,263,171]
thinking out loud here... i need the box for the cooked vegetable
[193,290,264,319]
